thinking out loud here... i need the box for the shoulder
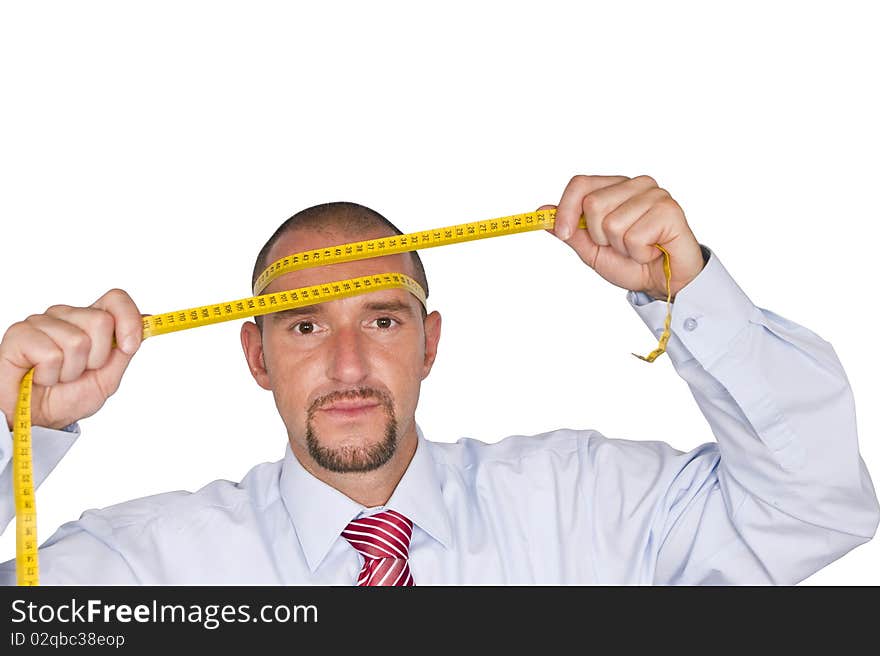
[421,428,592,488]
[423,427,715,479]
[425,427,584,470]
[417,428,720,524]
[69,457,284,536]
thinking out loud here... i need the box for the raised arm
[0,289,142,538]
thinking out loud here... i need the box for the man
[0,174,877,584]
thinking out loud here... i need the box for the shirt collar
[279,422,452,573]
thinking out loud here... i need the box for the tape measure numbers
[12,207,673,585]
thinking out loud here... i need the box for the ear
[241,321,272,390]
[420,310,442,380]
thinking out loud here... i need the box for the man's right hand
[0,289,144,431]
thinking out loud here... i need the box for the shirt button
[683,317,698,331]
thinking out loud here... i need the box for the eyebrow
[269,299,415,323]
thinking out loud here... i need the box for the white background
[1,1,878,584]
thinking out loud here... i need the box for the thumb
[537,204,557,233]
[91,339,140,400]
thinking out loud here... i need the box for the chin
[305,418,399,474]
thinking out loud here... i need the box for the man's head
[250,202,429,329]
[240,202,441,483]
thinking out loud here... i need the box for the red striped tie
[341,509,415,586]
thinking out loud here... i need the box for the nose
[326,324,370,384]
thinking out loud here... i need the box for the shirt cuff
[626,243,761,370]
[0,420,81,464]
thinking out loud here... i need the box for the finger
[581,175,660,248]
[600,186,671,258]
[22,314,95,384]
[45,305,115,371]
[540,202,602,270]
[90,289,143,355]
[555,175,629,240]
[622,204,681,265]
[0,320,66,387]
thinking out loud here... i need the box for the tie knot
[342,509,414,561]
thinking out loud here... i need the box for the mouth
[318,400,382,419]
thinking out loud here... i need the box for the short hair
[252,202,429,330]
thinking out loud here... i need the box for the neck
[289,422,418,507]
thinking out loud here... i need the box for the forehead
[263,225,420,300]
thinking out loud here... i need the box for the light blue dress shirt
[1,244,878,584]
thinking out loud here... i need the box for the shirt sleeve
[620,242,880,584]
[0,421,145,585]
[0,420,80,535]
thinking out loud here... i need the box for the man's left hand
[539,175,706,301]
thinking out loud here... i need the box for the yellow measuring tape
[11,208,672,585]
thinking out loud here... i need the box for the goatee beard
[305,387,398,473]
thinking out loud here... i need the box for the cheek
[378,344,425,404]
[263,345,317,414]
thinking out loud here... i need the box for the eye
[292,320,317,335]
[372,316,399,330]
